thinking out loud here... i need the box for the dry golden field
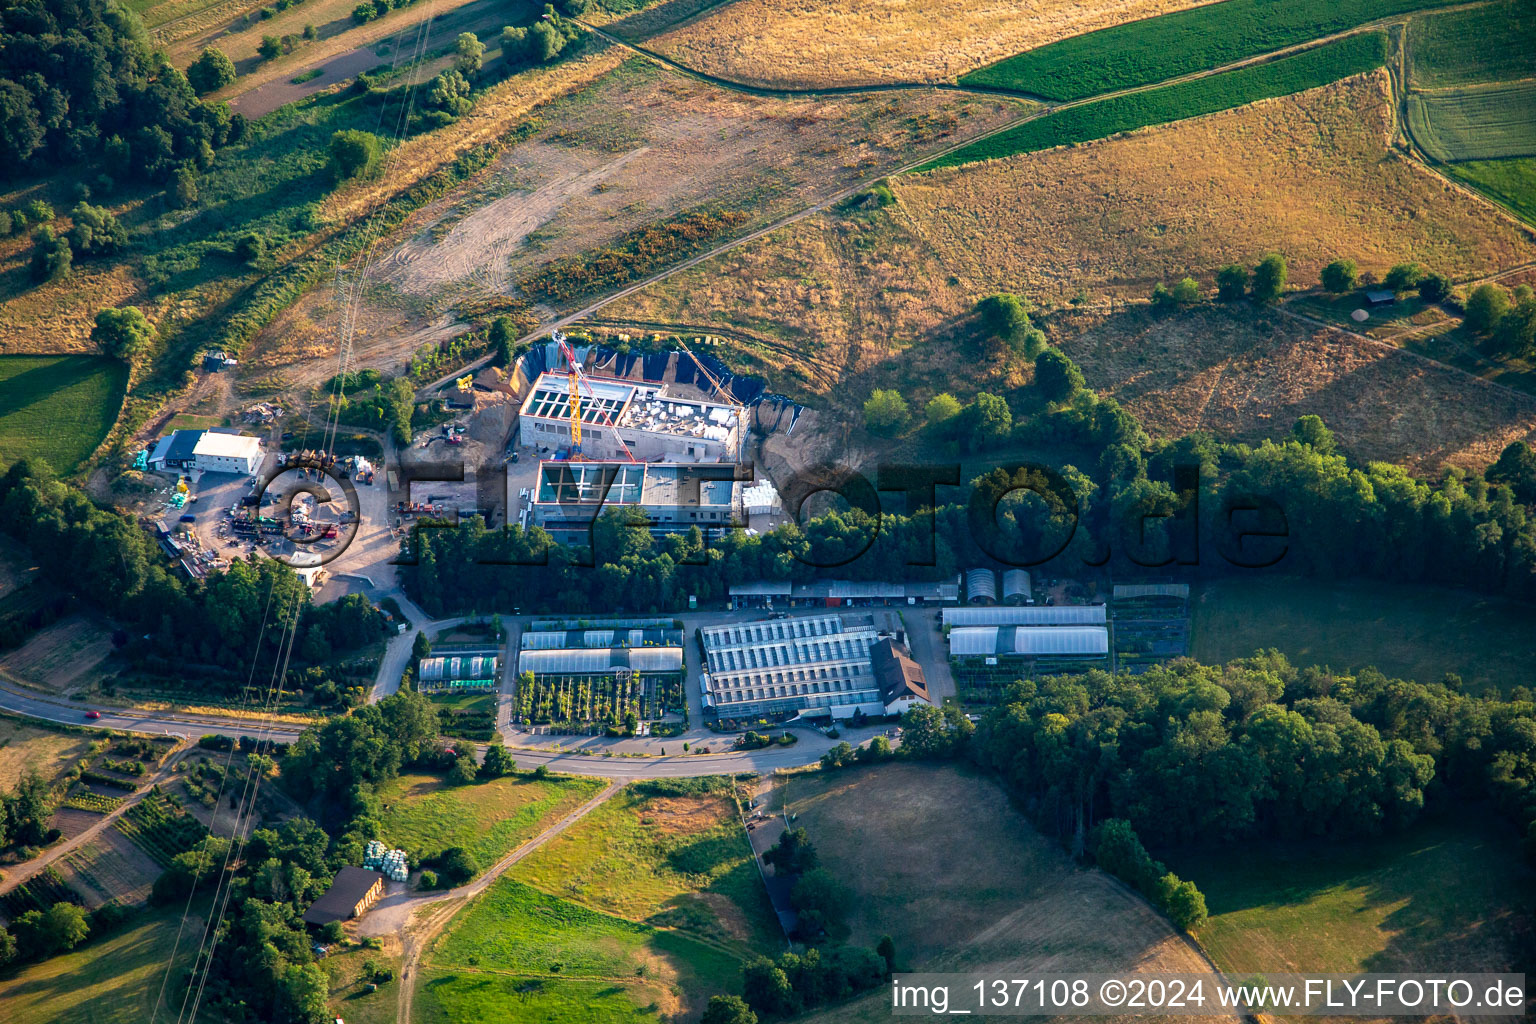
[785,764,1238,1024]
[645,0,1219,88]
[1057,305,1536,472]
[608,72,1536,469]
[245,59,1015,380]
[897,71,1536,301]
[612,74,1536,362]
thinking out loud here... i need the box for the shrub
[1320,258,1358,294]
[352,1,376,21]
[1171,276,1200,304]
[924,392,961,426]
[234,232,266,264]
[258,35,281,59]
[1250,252,1288,303]
[328,129,384,182]
[1216,263,1248,301]
[170,166,199,208]
[186,48,236,95]
[862,389,909,435]
[1034,348,1085,403]
[437,846,477,886]
[418,869,438,889]
[1417,273,1448,303]
[29,226,71,282]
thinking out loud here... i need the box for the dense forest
[0,0,239,181]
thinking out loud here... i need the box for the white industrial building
[517,371,742,462]
[699,614,886,722]
[147,430,264,475]
[192,432,264,475]
[529,460,741,536]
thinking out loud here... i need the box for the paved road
[0,674,878,779]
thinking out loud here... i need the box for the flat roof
[193,432,262,460]
[535,461,735,508]
[521,372,739,439]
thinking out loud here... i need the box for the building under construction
[516,371,743,462]
[530,459,743,537]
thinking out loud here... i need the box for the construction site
[392,332,795,538]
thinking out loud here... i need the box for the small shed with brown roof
[302,866,385,925]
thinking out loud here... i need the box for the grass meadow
[1406,82,1536,162]
[1191,576,1536,692]
[375,771,606,871]
[0,356,127,474]
[414,970,680,1024]
[0,907,191,1024]
[1407,0,1536,88]
[0,714,95,787]
[1445,158,1536,225]
[960,0,1454,100]
[925,32,1386,169]
[430,877,742,988]
[1163,811,1534,974]
[513,779,780,952]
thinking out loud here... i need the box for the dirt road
[0,742,188,897]
[359,779,623,1024]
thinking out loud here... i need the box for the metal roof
[1113,583,1191,600]
[949,624,1109,656]
[943,605,1106,627]
[518,646,682,675]
[965,568,997,600]
[1001,569,1031,600]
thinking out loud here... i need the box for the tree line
[402,408,1536,615]
[935,651,1536,866]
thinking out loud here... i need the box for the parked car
[179,513,197,522]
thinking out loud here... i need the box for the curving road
[0,672,857,780]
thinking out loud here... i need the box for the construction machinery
[553,330,638,463]
[675,336,746,463]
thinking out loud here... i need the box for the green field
[418,877,743,1023]
[514,779,780,952]
[925,33,1386,170]
[959,0,1449,100]
[1163,811,1533,974]
[1191,577,1536,692]
[0,908,191,1024]
[0,356,127,474]
[375,772,606,872]
[1407,0,1536,88]
[1407,82,1536,162]
[415,971,680,1024]
[1444,157,1536,224]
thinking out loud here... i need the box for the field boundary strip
[959,0,1474,100]
[919,32,1389,170]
